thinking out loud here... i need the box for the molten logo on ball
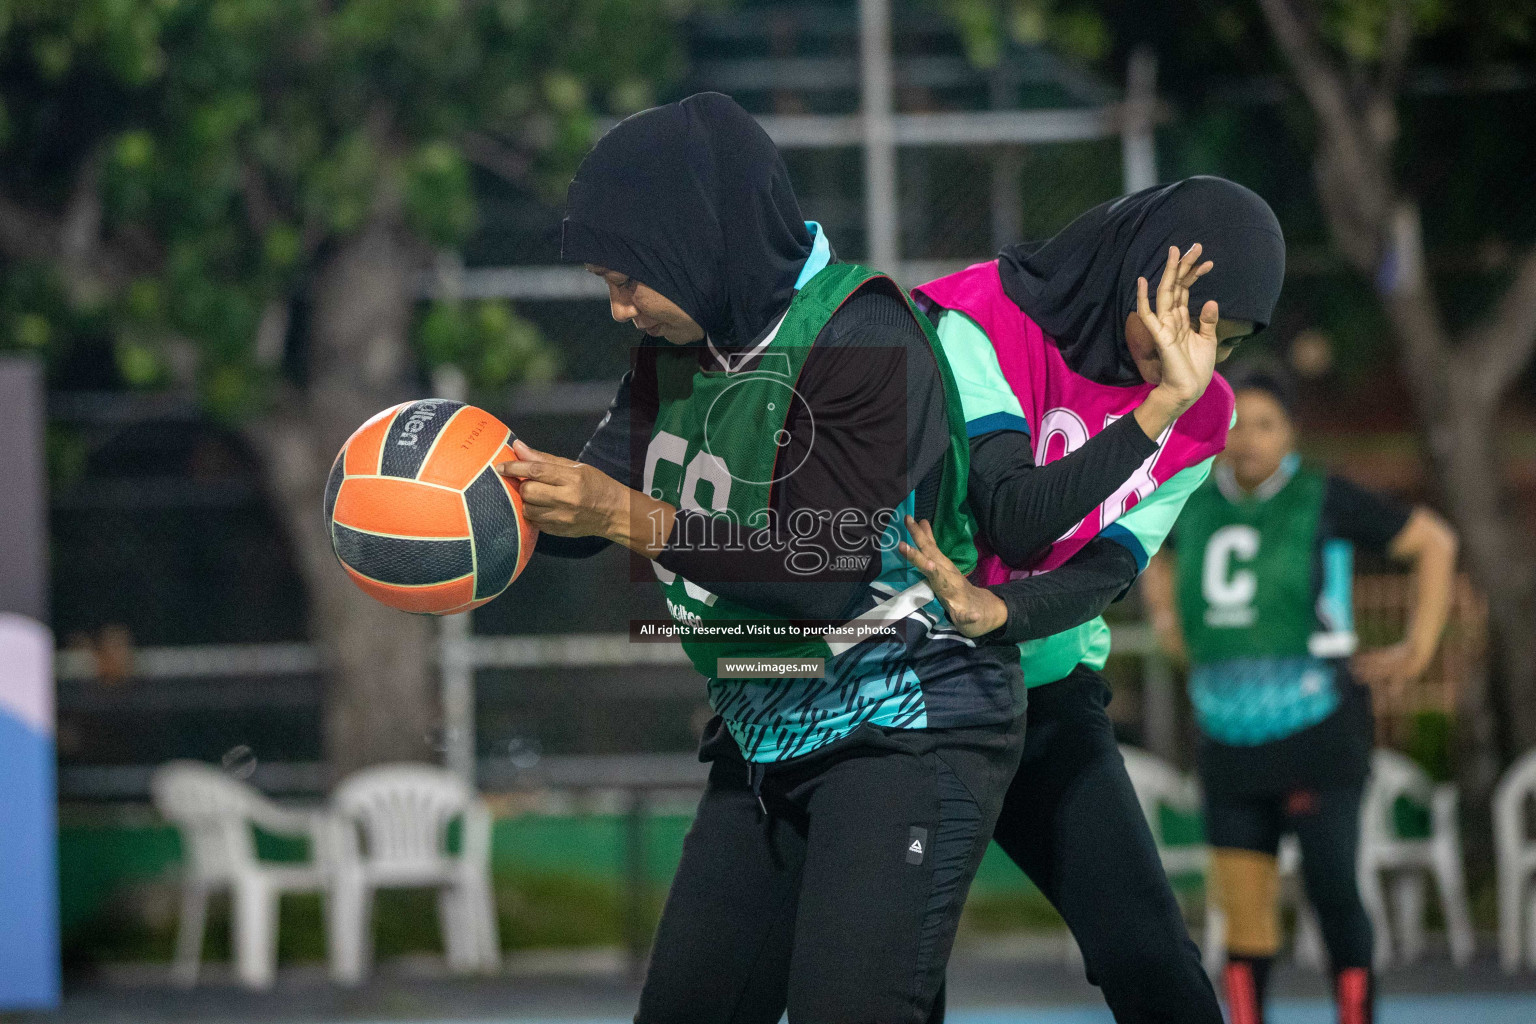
[394,399,448,447]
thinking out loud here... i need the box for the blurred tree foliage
[930,0,1536,384]
[0,0,692,773]
[0,0,686,400]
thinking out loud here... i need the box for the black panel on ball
[465,466,522,599]
[322,453,345,525]
[332,524,474,586]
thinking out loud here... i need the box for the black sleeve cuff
[982,539,1140,645]
[535,533,611,559]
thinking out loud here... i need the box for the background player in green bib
[498,92,1047,1023]
[1142,361,1458,1024]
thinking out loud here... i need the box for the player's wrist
[970,590,1009,638]
[616,491,674,559]
[1134,390,1180,439]
[1402,635,1437,674]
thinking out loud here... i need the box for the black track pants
[636,715,1025,1024]
[929,667,1223,1024]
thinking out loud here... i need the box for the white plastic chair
[1359,748,1474,967]
[328,764,500,984]
[151,761,336,989]
[1494,748,1536,972]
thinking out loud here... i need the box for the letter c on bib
[1203,524,1260,610]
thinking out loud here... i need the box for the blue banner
[0,615,59,1010]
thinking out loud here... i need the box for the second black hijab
[560,92,813,347]
[997,176,1286,386]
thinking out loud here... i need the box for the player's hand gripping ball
[324,400,538,614]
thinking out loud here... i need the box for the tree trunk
[246,211,439,779]
[1377,267,1536,861]
[1254,0,1536,807]
[1369,213,1536,758]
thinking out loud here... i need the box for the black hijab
[560,92,813,346]
[996,176,1286,385]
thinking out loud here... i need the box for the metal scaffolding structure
[425,0,1160,308]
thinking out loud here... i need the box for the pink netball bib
[915,261,1233,585]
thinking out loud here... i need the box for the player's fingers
[1156,246,1180,311]
[1137,276,1154,320]
[510,438,559,464]
[1186,259,1215,285]
[897,541,935,576]
[914,516,937,547]
[1177,242,1202,276]
[497,459,542,479]
[503,459,571,486]
[905,516,929,553]
[905,516,941,565]
[1199,300,1220,341]
[1171,247,1201,306]
[1136,277,1164,342]
[915,517,947,562]
[514,481,562,509]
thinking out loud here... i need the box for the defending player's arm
[899,516,1136,640]
[904,457,1212,642]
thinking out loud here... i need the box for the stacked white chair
[151,760,336,989]
[1359,748,1474,967]
[1494,748,1536,972]
[328,764,500,984]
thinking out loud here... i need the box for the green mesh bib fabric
[1175,463,1326,664]
[1174,462,1352,745]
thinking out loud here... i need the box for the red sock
[1223,958,1270,1024]
[1335,966,1373,1024]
